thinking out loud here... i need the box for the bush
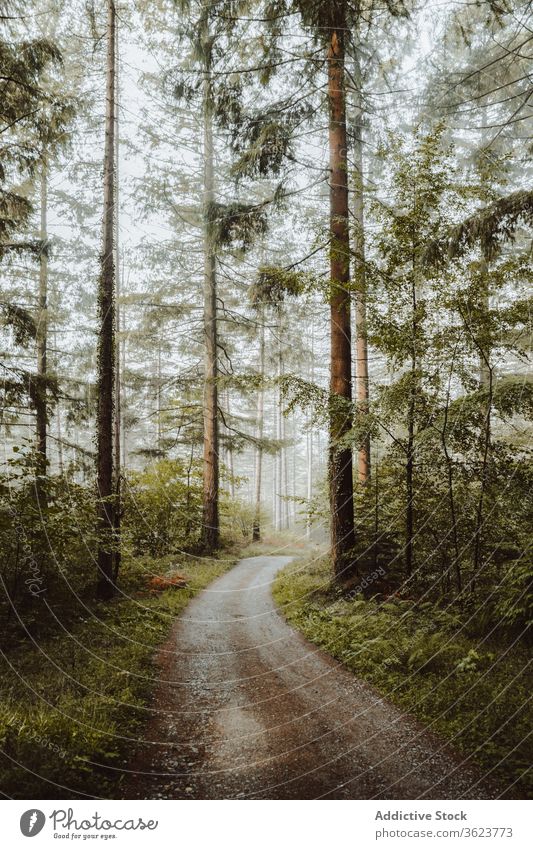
[273,555,532,798]
[0,449,98,620]
[123,458,203,556]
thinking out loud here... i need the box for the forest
[0,0,532,801]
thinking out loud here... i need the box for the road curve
[125,555,494,800]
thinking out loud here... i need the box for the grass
[0,547,240,799]
[272,554,532,799]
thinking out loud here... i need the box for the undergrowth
[0,550,238,799]
[273,555,532,799]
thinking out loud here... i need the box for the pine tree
[96,0,117,598]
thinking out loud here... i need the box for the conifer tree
[96,0,117,598]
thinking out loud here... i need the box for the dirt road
[125,555,494,799]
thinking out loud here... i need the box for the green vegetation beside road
[273,555,532,799]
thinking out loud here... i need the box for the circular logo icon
[20,810,46,837]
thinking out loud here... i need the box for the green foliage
[230,111,307,178]
[356,126,533,599]
[123,457,257,557]
[221,498,256,542]
[274,556,532,798]
[123,458,203,557]
[0,448,98,621]
[209,200,268,252]
[0,26,75,244]
[494,557,533,629]
[250,265,308,307]
[429,189,533,264]
[0,550,238,799]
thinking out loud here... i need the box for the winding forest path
[125,555,494,799]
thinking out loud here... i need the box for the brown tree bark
[278,313,289,530]
[405,253,418,577]
[306,323,314,539]
[328,17,357,582]
[36,158,48,486]
[352,38,370,484]
[113,23,121,581]
[252,314,265,541]
[200,31,219,552]
[96,0,116,599]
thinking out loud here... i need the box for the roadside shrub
[123,458,202,556]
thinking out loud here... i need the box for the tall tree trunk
[352,38,370,484]
[274,400,281,530]
[96,0,116,599]
[253,315,265,541]
[405,265,418,577]
[113,30,121,581]
[479,105,491,392]
[439,345,461,592]
[328,16,357,582]
[156,340,162,450]
[54,328,64,475]
[121,286,126,468]
[274,314,281,530]
[405,392,415,576]
[282,416,289,528]
[273,450,278,529]
[277,309,287,530]
[225,389,235,499]
[36,158,48,486]
[291,418,296,526]
[473,363,493,586]
[200,30,219,552]
[306,324,314,539]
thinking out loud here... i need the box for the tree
[96,0,117,598]
[200,10,219,552]
[325,3,357,580]
[351,31,370,485]
[252,310,265,540]
[0,2,74,481]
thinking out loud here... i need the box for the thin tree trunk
[441,348,461,592]
[352,38,370,484]
[478,103,491,390]
[291,419,296,526]
[53,326,64,475]
[225,389,235,499]
[405,267,417,577]
[36,158,48,484]
[275,394,281,531]
[156,340,162,451]
[281,402,288,530]
[96,0,116,599]
[113,35,121,581]
[328,15,357,582]
[405,394,415,577]
[373,457,379,570]
[306,426,313,538]
[277,310,287,530]
[201,28,219,552]
[306,324,314,539]
[253,316,265,541]
[121,272,126,468]
[473,363,493,587]
[271,378,277,528]
[274,315,281,530]
[273,451,278,529]
[55,411,64,474]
